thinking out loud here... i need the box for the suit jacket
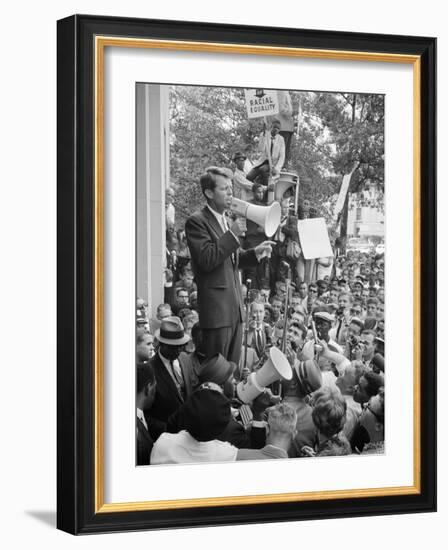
[237,444,289,460]
[217,418,251,449]
[185,206,258,329]
[167,405,250,450]
[145,353,187,434]
[254,132,285,173]
[136,417,154,466]
[178,351,202,398]
[246,323,272,358]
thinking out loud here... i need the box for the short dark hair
[200,167,231,196]
[136,362,156,393]
[176,287,188,297]
[363,371,384,398]
[350,317,364,331]
[312,387,347,438]
[191,322,202,342]
[177,307,192,320]
[297,322,308,339]
[136,331,152,345]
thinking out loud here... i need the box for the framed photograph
[57,14,436,534]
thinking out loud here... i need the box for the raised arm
[185,215,239,273]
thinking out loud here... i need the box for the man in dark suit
[246,300,273,360]
[136,362,157,465]
[185,167,275,365]
[242,183,270,289]
[145,316,192,437]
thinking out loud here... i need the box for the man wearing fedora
[145,316,193,435]
[185,166,275,366]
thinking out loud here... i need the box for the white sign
[297,218,333,260]
[244,89,279,119]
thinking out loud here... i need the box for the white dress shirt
[206,204,239,245]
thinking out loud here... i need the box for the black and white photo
[135,84,386,466]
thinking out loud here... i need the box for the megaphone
[274,172,299,202]
[236,346,292,404]
[230,197,281,238]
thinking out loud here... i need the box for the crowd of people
[136,118,385,466]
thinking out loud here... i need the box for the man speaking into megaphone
[185,166,277,365]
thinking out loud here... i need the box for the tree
[311,92,385,250]
[169,86,384,240]
[169,85,263,226]
[287,91,338,218]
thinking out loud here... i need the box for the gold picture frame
[57,15,436,534]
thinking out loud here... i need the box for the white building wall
[347,187,384,237]
[136,84,170,315]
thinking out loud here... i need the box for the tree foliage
[169,86,384,229]
[312,92,384,200]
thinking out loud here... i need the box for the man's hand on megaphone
[254,240,277,261]
[251,390,272,421]
[264,387,282,404]
[241,366,251,381]
[230,217,247,237]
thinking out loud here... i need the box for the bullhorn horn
[230,197,281,238]
[274,171,298,202]
[236,346,292,404]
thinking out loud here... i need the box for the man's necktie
[256,329,263,356]
[170,360,184,396]
[223,215,236,266]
